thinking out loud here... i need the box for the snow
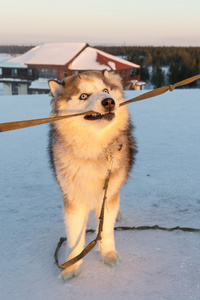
[0,43,87,67]
[26,43,87,66]
[69,46,110,70]
[69,46,140,70]
[96,48,140,68]
[108,61,116,70]
[0,78,30,82]
[0,61,28,68]
[0,90,200,299]
[29,78,50,90]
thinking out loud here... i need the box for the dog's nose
[101,98,115,111]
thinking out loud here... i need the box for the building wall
[3,83,12,95]
[18,83,28,94]
[3,82,28,95]
[26,64,141,82]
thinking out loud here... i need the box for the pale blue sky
[0,0,200,46]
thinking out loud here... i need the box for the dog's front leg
[60,200,89,280]
[96,193,120,266]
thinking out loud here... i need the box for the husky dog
[48,70,136,280]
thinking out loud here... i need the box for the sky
[0,0,200,46]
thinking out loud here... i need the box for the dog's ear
[102,69,109,78]
[48,80,64,97]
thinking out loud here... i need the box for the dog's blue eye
[103,88,109,94]
[79,93,89,100]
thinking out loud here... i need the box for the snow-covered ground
[0,90,200,300]
[0,84,3,96]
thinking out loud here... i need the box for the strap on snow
[54,225,200,269]
[1,74,200,133]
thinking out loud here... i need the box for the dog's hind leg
[96,193,120,266]
[60,201,89,280]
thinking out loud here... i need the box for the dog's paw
[59,265,80,281]
[102,251,120,266]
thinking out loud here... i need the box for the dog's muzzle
[84,97,116,121]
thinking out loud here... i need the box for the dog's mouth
[84,112,115,121]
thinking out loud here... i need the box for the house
[0,43,141,95]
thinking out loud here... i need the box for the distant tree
[169,50,199,87]
[140,65,150,82]
[152,66,165,88]
[169,61,180,84]
[0,45,34,54]
[144,53,153,66]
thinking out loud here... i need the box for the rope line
[103,224,200,233]
[119,74,200,107]
[0,111,94,133]
[1,74,200,133]
[54,225,200,268]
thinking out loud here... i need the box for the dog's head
[49,70,125,129]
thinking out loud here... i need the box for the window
[130,69,135,76]
[11,68,18,76]
[0,68,2,76]
[12,84,18,95]
[38,68,45,78]
[28,69,33,76]
[130,68,140,77]
[38,68,57,79]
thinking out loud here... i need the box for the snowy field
[0,89,200,300]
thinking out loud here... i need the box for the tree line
[95,46,200,88]
[0,45,34,55]
[1,45,200,88]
